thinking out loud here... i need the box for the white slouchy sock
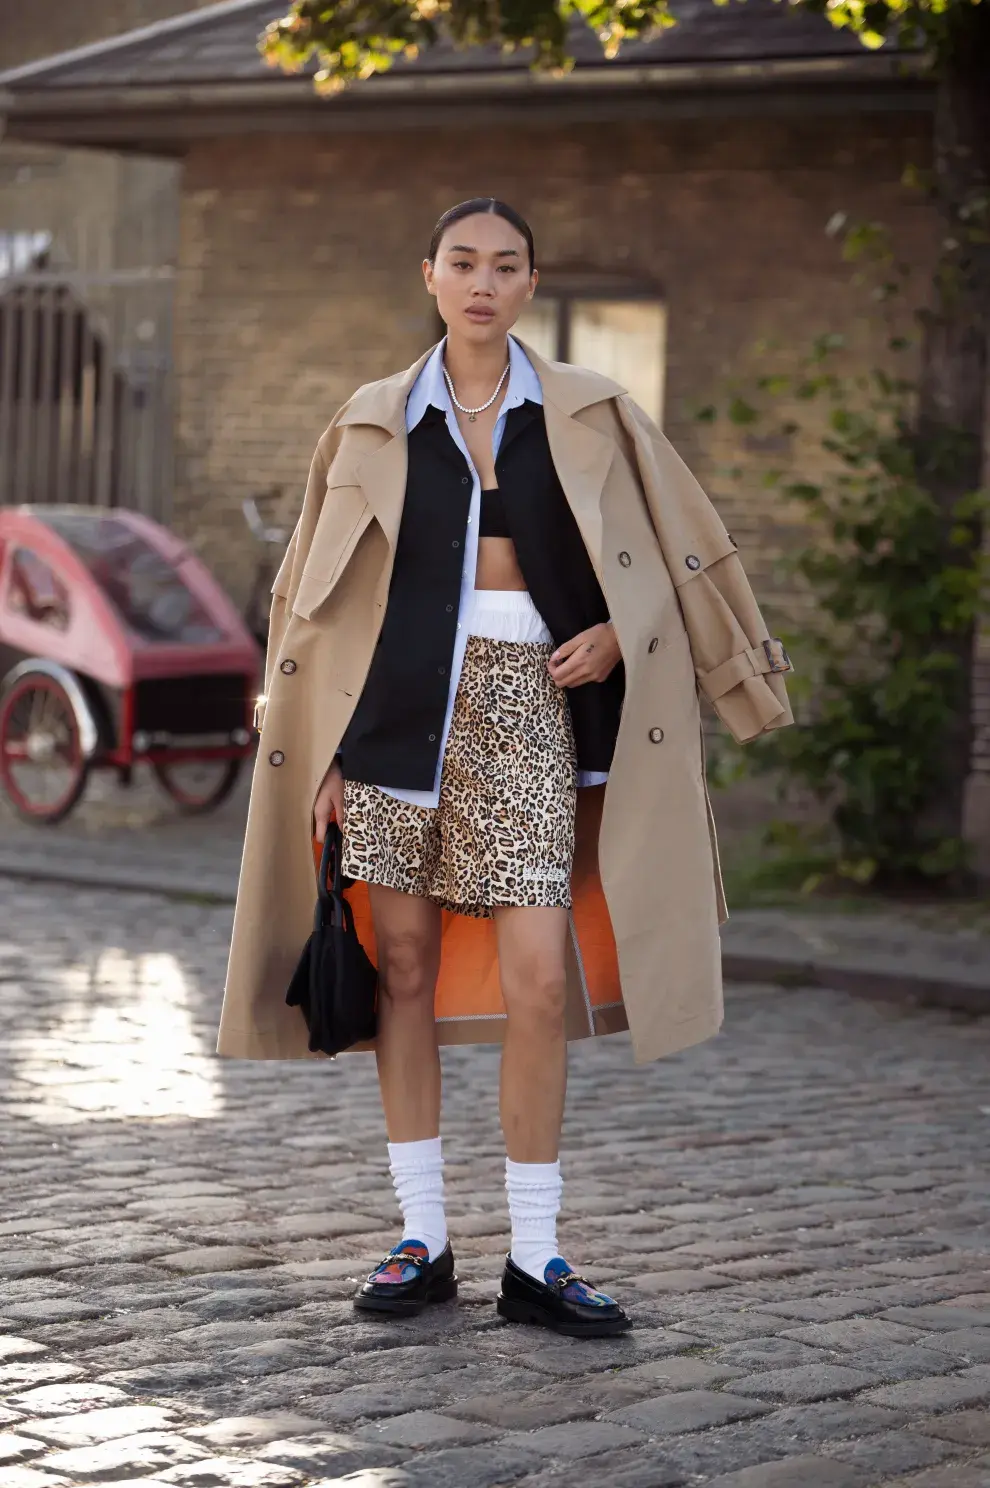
[506,1157,563,1283]
[387,1136,447,1262]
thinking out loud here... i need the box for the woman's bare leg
[492,905,629,1329]
[369,884,443,1141]
[494,905,570,1161]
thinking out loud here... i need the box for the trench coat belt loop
[697,641,792,702]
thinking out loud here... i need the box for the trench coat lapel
[541,397,614,586]
[337,347,433,553]
[354,432,408,553]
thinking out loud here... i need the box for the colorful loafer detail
[353,1239,458,1316]
[496,1254,631,1336]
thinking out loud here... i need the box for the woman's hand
[549,622,622,688]
[314,758,345,843]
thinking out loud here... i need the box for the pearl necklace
[443,361,510,422]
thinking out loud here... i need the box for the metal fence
[0,160,178,523]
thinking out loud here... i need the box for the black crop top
[479,487,510,539]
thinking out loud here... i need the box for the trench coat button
[461,476,469,485]
[438,666,446,676]
[452,539,460,549]
[269,749,285,766]
[618,551,631,567]
[685,554,701,571]
[446,604,454,612]
[648,637,659,653]
[279,659,297,675]
[649,727,664,744]
[428,733,437,742]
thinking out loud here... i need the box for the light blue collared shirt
[380,335,605,809]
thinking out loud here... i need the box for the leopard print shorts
[341,635,577,918]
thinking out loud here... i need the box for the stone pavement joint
[727,1363,881,1401]
[864,1366,990,1412]
[0,878,989,1485]
[705,1458,869,1486]
[883,1459,990,1488]
[918,1408,990,1446]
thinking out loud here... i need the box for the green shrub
[703,263,988,890]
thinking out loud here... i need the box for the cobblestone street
[1,878,989,1488]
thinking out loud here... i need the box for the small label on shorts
[523,864,571,884]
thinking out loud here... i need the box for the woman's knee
[377,928,438,1008]
[502,956,568,1031]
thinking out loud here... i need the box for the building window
[513,294,667,425]
[7,547,70,629]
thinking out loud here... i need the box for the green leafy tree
[262,0,990,848]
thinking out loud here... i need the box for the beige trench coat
[218,342,792,1066]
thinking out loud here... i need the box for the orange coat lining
[315,789,621,1023]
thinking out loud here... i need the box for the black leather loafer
[497,1254,631,1336]
[353,1239,457,1317]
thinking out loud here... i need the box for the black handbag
[285,824,378,1056]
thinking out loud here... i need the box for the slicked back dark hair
[428,198,535,272]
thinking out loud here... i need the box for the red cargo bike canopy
[0,505,260,691]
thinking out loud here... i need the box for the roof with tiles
[0,0,873,92]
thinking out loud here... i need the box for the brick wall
[173,110,936,629]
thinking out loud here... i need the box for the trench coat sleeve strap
[614,395,794,744]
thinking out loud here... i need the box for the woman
[219,198,793,1337]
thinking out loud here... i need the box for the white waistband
[467,588,553,644]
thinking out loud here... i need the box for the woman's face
[424,212,537,346]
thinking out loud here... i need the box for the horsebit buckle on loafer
[372,1249,428,1277]
[550,1269,589,1293]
